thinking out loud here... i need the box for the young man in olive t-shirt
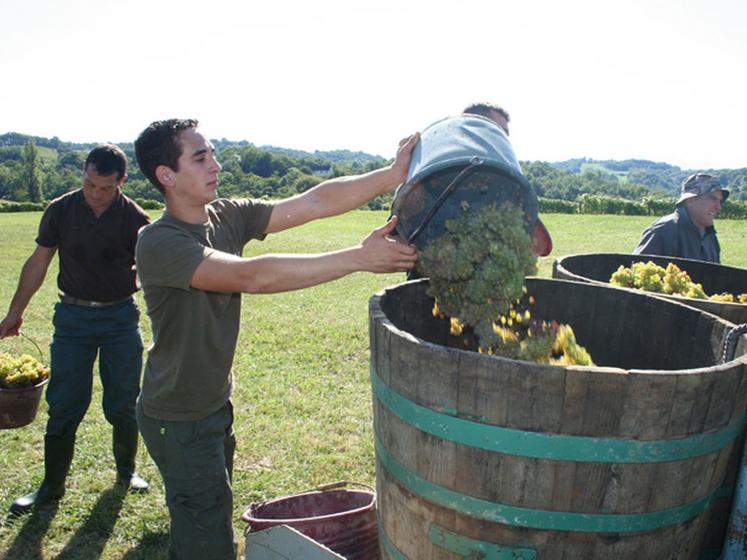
[134,118,418,559]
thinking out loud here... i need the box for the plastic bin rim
[241,489,376,524]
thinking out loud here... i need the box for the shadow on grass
[1,486,171,560]
[2,500,59,560]
[54,487,125,560]
[119,529,170,560]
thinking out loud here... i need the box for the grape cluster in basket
[0,352,50,389]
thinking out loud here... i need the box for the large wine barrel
[553,253,747,558]
[369,279,747,559]
[553,253,747,325]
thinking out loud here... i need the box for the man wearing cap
[633,173,729,263]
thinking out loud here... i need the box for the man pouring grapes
[132,118,418,560]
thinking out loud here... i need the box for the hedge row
[0,201,47,213]
[4,195,745,219]
[539,194,747,219]
[0,199,163,213]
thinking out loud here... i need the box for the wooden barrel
[369,279,747,559]
[552,253,747,325]
[554,253,747,557]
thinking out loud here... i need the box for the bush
[720,199,747,219]
[0,200,46,213]
[538,197,577,214]
[135,198,164,210]
[577,194,647,216]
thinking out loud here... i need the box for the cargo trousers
[137,400,237,560]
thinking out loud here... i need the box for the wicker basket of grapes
[0,334,50,429]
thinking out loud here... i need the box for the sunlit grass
[1,209,746,558]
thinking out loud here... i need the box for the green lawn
[0,210,746,559]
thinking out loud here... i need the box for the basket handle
[310,480,375,494]
[19,331,47,364]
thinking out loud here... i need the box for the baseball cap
[677,173,729,205]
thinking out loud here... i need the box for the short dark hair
[134,118,199,194]
[85,144,127,180]
[462,102,510,123]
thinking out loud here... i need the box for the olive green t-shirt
[135,198,273,421]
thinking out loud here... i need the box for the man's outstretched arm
[266,133,419,234]
[190,216,416,294]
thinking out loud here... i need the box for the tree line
[1,133,745,217]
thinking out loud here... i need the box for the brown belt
[59,294,133,308]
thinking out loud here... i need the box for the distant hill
[261,145,386,164]
[0,132,744,204]
[0,132,391,208]
[534,157,746,201]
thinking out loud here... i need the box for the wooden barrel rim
[554,253,747,315]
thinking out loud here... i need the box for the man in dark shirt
[0,144,152,514]
[634,173,729,263]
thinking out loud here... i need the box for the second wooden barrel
[553,252,747,325]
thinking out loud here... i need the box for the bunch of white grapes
[0,352,50,389]
[418,201,538,344]
[420,202,594,365]
[610,261,747,303]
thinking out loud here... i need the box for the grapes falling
[418,202,594,365]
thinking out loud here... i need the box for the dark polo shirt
[36,189,151,302]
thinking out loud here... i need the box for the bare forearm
[1,249,53,337]
[190,218,417,294]
[6,257,49,316]
[241,250,364,294]
[268,166,401,232]
[266,133,419,234]
[305,166,401,218]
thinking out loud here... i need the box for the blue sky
[1,0,745,170]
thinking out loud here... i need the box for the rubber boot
[113,425,149,492]
[9,433,75,515]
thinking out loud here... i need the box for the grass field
[0,210,746,559]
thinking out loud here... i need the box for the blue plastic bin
[391,115,540,251]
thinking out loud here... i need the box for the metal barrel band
[429,524,537,559]
[375,434,719,533]
[379,521,408,560]
[372,367,745,463]
[380,522,538,560]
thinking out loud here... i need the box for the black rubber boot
[9,433,75,515]
[113,425,149,492]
